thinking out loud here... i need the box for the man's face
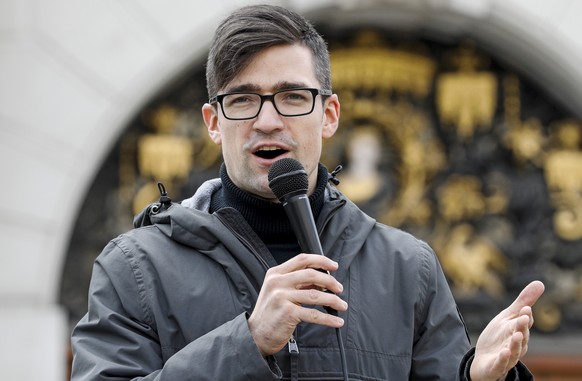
[203,44,340,201]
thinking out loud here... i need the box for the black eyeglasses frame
[209,87,332,121]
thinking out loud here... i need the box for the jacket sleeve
[409,241,533,381]
[70,240,280,381]
[408,240,471,380]
[458,349,534,381]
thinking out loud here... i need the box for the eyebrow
[224,81,311,94]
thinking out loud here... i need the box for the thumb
[507,280,545,314]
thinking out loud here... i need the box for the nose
[253,98,284,133]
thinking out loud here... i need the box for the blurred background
[2,0,582,379]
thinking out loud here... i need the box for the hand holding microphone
[247,159,347,356]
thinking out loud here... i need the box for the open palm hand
[470,281,545,381]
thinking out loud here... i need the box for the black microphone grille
[268,158,309,200]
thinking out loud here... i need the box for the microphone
[267,158,324,256]
[268,158,337,315]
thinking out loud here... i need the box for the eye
[224,94,258,107]
[281,91,308,102]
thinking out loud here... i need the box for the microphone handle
[270,163,338,315]
[282,193,338,315]
[282,194,324,256]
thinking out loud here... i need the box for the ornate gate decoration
[61,29,582,337]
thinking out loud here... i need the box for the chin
[243,179,275,201]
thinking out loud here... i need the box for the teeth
[254,145,287,159]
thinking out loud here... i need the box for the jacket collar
[135,173,377,286]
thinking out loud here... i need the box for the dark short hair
[205,4,331,98]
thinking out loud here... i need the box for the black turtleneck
[209,162,329,264]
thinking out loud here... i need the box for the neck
[210,162,329,243]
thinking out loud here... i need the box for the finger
[515,314,531,355]
[519,306,534,329]
[521,330,530,357]
[292,288,349,312]
[297,304,345,328]
[490,347,512,377]
[515,313,531,332]
[293,268,344,294]
[267,267,343,295]
[507,331,524,367]
[273,253,339,274]
[507,281,545,315]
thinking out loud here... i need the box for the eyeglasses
[209,88,332,120]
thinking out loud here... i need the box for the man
[71,4,545,380]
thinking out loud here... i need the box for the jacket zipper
[218,212,303,379]
[215,213,271,271]
[288,334,299,381]
[288,335,299,354]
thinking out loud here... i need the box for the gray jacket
[71,179,531,380]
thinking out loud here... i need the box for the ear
[202,103,222,144]
[322,94,340,140]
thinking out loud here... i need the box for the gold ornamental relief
[436,43,497,141]
[327,35,443,224]
[503,73,582,241]
[436,72,497,140]
[127,104,222,214]
[502,74,545,167]
[138,134,194,181]
[544,120,582,240]
[337,127,384,204]
[436,223,508,299]
[437,175,487,224]
[503,118,545,167]
[431,175,510,298]
[330,31,435,97]
[327,96,446,229]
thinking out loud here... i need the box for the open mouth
[254,146,288,160]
